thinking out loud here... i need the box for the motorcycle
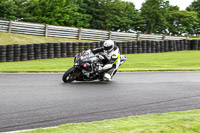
[62,49,127,83]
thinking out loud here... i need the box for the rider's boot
[103,73,111,82]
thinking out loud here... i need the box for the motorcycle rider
[92,40,122,81]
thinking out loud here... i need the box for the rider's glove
[98,55,104,60]
[98,66,103,71]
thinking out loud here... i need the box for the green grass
[0,32,93,45]
[119,50,200,72]
[0,51,200,72]
[19,110,200,133]
[189,36,200,39]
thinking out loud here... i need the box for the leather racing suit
[92,45,120,81]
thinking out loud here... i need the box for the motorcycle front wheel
[62,67,75,83]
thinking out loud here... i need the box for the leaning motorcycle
[62,49,127,83]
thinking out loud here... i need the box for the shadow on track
[61,80,113,85]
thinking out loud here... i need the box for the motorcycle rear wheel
[62,67,75,83]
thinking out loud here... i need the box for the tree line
[0,0,200,35]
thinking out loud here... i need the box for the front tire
[62,67,75,83]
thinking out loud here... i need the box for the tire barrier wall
[0,40,200,62]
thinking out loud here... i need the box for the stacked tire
[6,45,14,62]
[127,41,133,54]
[95,42,101,48]
[173,40,177,51]
[34,44,41,60]
[132,41,137,54]
[14,44,21,61]
[0,45,6,62]
[61,42,67,58]
[151,41,156,53]
[116,42,123,54]
[176,40,180,51]
[85,42,90,51]
[160,41,165,52]
[155,41,160,53]
[100,41,104,47]
[78,42,85,53]
[54,43,61,58]
[168,40,174,52]
[41,43,48,59]
[73,43,79,56]
[122,42,128,54]
[180,40,184,51]
[47,43,54,59]
[137,41,142,53]
[67,42,73,57]
[141,40,147,53]
[164,40,169,52]
[27,44,34,60]
[198,40,200,50]
[191,40,198,50]
[184,40,188,50]
[146,41,151,53]
[90,42,96,51]
[20,45,27,61]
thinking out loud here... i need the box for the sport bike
[62,49,126,83]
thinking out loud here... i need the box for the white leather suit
[92,40,121,81]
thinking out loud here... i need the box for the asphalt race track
[0,72,200,132]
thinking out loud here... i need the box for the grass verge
[189,36,200,39]
[0,32,93,45]
[0,51,200,72]
[19,110,200,133]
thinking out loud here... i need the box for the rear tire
[62,67,75,83]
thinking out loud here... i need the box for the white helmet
[103,40,114,53]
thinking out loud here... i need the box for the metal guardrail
[0,20,9,33]
[0,20,187,41]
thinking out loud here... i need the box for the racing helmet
[103,40,114,53]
